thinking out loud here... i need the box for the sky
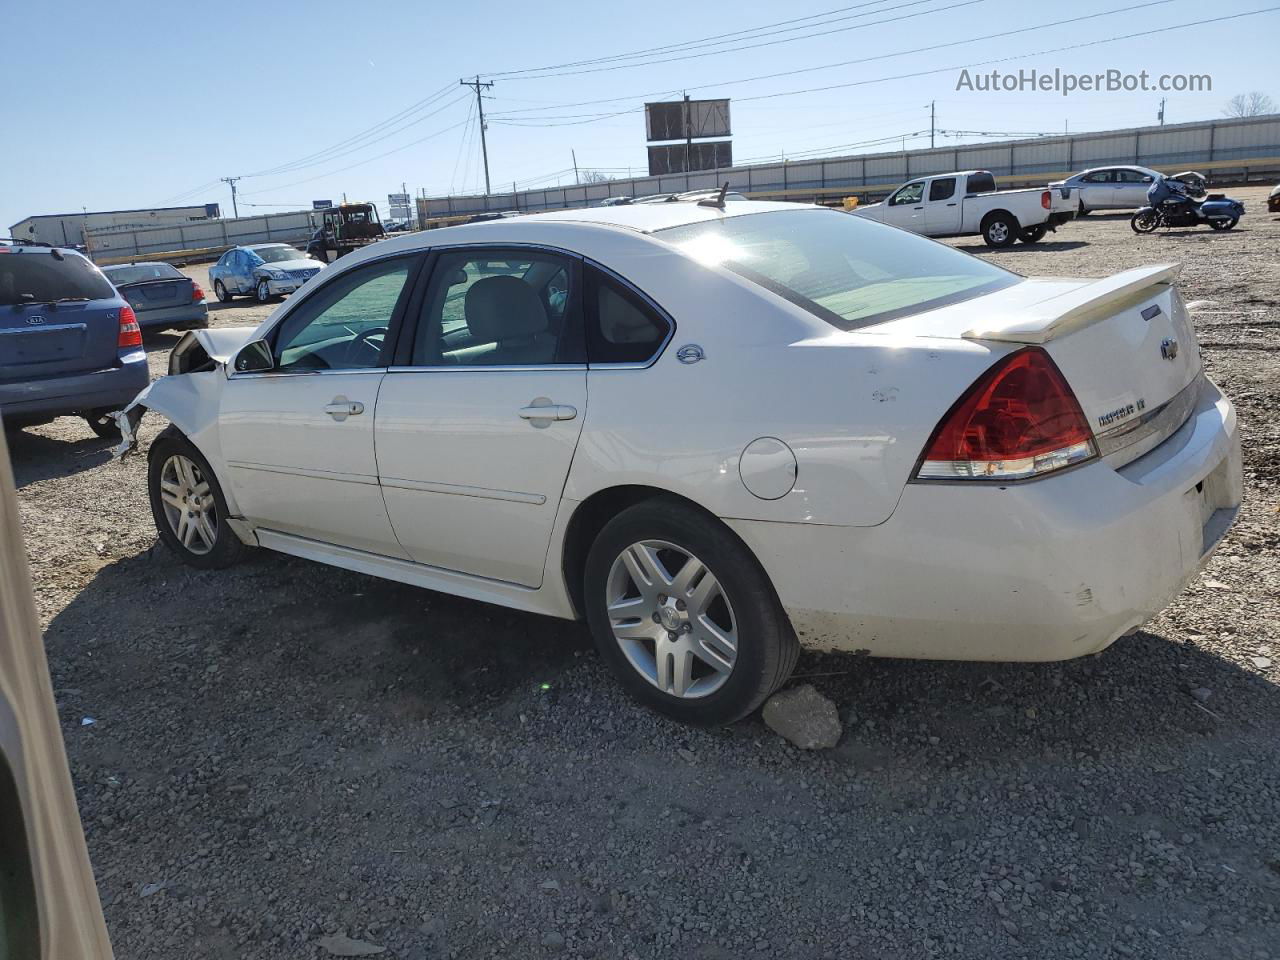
[2,0,1276,231]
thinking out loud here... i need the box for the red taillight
[1041,190,1051,210]
[914,347,1096,481]
[192,281,206,302]
[117,305,142,349]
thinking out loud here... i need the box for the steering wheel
[344,325,389,364]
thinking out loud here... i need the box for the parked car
[1050,165,1161,214]
[101,261,208,331]
[851,170,1075,246]
[0,239,147,438]
[114,200,1241,726]
[207,244,325,304]
[0,428,114,960]
[1268,183,1280,213]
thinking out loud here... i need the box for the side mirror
[233,339,274,373]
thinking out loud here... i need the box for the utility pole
[460,75,494,195]
[683,92,693,174]
[1157,97,1166,126]
[220,176,241,219]
[572,150,580,185]
[929,100,936,149]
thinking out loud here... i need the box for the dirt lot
[10,187,1280,959]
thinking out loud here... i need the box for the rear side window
[586,268,671,365]
[0,252,116,306]
[965,172,996,194]
[929,178,956,201]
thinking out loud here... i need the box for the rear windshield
[0,251,116,306]
[103,263,184,285]
[252,246,308,263]
[656,209,1019,330]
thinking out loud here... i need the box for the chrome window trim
[228,366,387,380]
[387,364,587,374]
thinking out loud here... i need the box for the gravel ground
[10,186,1280,959]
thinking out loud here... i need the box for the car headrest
[464,275,547,342]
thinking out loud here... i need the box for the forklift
[306,202,387,264]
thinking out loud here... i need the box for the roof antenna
[698,181,730,209]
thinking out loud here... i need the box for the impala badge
[1160,337,1179,360]
[26,315,45,325]
[676,344,705,364]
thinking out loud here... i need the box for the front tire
[583,499,798,726]
[982,213,1019,248]
[255,279,273,303]
[1131,209,1160,234]
[147,428,247,570]
[214,279,232,303]
[84,408,121,440]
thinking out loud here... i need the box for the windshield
[656,209,1019,330]
[0,251,116,306]
[251,246,308,264]
[103,263,184,285]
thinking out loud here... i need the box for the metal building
[8,204,220,248]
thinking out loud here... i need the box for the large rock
[762,684,842,749]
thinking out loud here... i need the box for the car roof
[513,199,813,234]
[241,243,291,249]
[102,260,173,268]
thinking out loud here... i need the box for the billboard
[387,193,412,220]
[645,99,731,142]
[647,141,733,176]
[312,200,333,209]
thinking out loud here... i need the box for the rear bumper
[0,350,149,424]
[136,302,208,329]
[728,378,1242,662]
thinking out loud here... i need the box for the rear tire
[214,280,232,303]
[147,427,248,570]
[583,498,799,726]
[84,408,121,440]
[1019,224,1048,244]
[1209,218,1237,231]
[1077,200,1090,216]
[982,213,1019,248]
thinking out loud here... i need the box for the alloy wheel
[987,221,1009,244]
[604,540,738,699]
[158,454,217,555]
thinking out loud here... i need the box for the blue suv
[0,240,149,438]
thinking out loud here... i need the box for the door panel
[376,369,586,586]
[883,181,926,231]
[219,372,407,556]
[924,177,960,235]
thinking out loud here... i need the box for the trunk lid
[118,278,193,313]
[876,264,1202,458]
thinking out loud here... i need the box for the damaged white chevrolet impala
[114,200,1242,725]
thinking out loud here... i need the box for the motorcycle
[1131,177,1245,234]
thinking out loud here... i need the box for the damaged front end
[110,326,260,460]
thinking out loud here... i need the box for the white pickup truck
[851,170,1075,247]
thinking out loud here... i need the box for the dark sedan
[101,262,207,331]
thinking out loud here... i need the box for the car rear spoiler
[962,263,1181,344]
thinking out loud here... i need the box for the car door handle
[323,396,364,421]
[946,202,957,206]
[913,206,923,210]
[518,402,577,421]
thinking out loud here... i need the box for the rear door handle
[323,396,365,421]
[519,402,577,421]
[946,202,958,206]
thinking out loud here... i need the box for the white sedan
[114,200,1242,725]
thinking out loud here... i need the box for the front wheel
[255,279,273,303]
[1019,224,1048,244]
[583,499,799,725]
[1208,218,1238,231]
[84,408,121,440]
[982,213,1019,248]
[1131,209,1160,234]
[147,428,248,569]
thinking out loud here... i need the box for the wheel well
[560,485,726,619]
[981,209,1018,229]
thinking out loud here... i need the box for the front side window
[411,250,581,366]
[658,209,1019,331]
[890,181,924,206]
[928,178,956,201]
[586,268,671,365]
[269,257,414,371]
